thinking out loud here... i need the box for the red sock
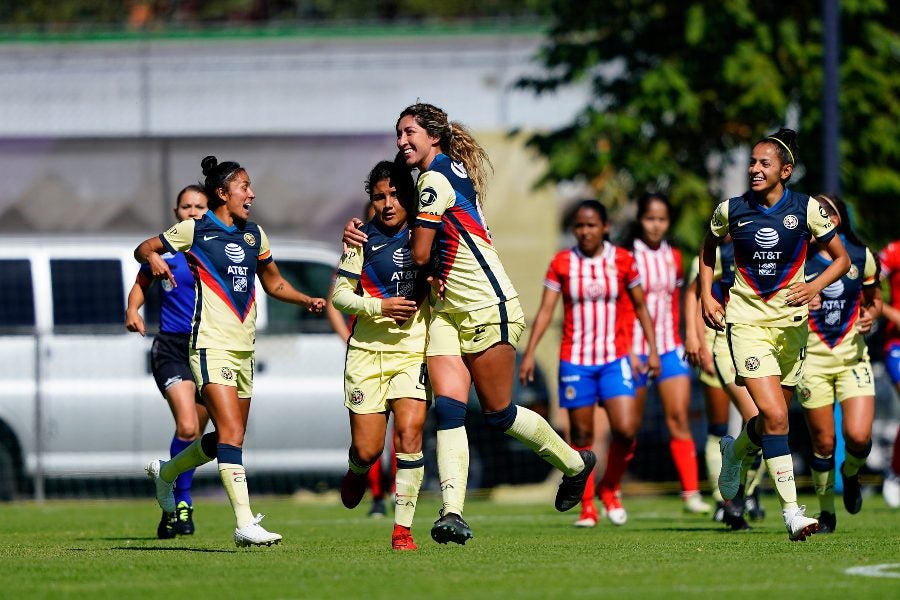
[599,438,635,499]
[573,445,596,508]
[669,437,699,495]
[892,424,900,475]
[367,461,383,498]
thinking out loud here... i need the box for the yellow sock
[844,448,868,476]
[219,462,255,528]
[705,434,723,502]
[765,454,798,511]
[745,455,766,495]
[160,438,212,483]
[394,452,424,528]
[436,427,469,516]
[811,464,836,513]
[505,406,583,476]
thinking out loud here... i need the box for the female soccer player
[333,160,429,550]
[126,185,210,539]
[396,102,594,544]
[798,194,881,533]
[137,156,325,547]
[877,239,900,508]
[518,199,660,527]
[625,193,710,515]
[699,129,850,541]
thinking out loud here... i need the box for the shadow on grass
[109,546,236,553]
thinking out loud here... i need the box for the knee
[760,408,789,434]
[811,434,836,457]
[483,402,517,432]
[570,428,593,448]
[351,444,383,467]
[395,428,422,454]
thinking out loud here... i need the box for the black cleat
[157,510,177,539]
[555,450,597,512]
[840,462,863,514]
[174,501,195,535]
[817,510,836,534]
[431,511,474,545]
[712,501,725,523]
[744,488,766,521]
[722,499,751,531]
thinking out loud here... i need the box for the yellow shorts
[426,298,525,357]
[698,326,722,388]
[190,348,254,399]
[797,354,875,409]
[344,346,428,414]
[726,322,807,386]
[712,327,737,387]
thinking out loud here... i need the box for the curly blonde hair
[397,103,493,202]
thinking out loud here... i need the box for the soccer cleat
[368,497,387,518]
[712,501,725,523]
[784,505,819,541]
[555,450,597,512]
[391,524,417,551]
[817,511,836,534]
[174,501,195,535]
[146,459,176,513]
[156,510,177,539]
[840,462,862,515]
[600,495,628,526]
[744,488,766,521]
[884,472,900,508]
[722,499,751,531]
[234,513,282,547]
[718,436,742,501]
[340,469,368,509]
[430,510,474,545]
[683,492,713,514]
[573,503,598,528]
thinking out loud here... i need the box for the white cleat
[234,513,282,547]
[718,436,742,501]
[683,492,713,514]
[573,515,598,528]
[146,459,175,513]
[606,507,628,526]
[784,505,819,541]
[884,473,900,508]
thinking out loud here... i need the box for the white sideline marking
[844,564,900,579]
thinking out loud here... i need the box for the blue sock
[170,436,195,506]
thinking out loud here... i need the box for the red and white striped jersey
[630,239,683,355]
[879,240,900,350]
[544,242,641,366]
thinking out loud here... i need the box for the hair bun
[201,155,218,176]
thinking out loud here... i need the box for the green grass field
[1,491,898,599]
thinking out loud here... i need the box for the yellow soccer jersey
[415,153,518,313]
[710,190,836,327]
[160,212,272,351]
[332,221,428,353]
[806,241,878,364]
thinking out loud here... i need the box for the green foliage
[519,0,900,249]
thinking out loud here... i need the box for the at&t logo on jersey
[225,243,246,263]
[754,228,780,248]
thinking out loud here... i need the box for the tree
[518,0,899,249]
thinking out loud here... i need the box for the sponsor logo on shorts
[220,367,235,381]
[744,356,760,371]
[161,279,174,292]
[800,387,812,400]
[163,376,183,388]
[783,214,799,229]
[350,388,364,405]
[243,233,256,247]
[560,375,580,383]
[564,385,576,400]
[472,325,487,344]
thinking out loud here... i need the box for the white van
[0,235,349,499]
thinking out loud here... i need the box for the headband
[767,137,795,164]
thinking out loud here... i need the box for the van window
[51,259,124,333]
[0,259,35,332]
[264,260,334,334]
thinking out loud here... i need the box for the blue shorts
[558,357,635,410]
[634,347,691,388]
[885,343,900,385]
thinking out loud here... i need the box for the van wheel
[0,443,17,501]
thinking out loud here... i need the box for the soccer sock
[347,449,371,476]
[502,405,584,476]
[744,451,765,495]
[394,452,425,528]
[843,441,872,477]
[705,433,724,502]
[732,416,762,460]
[573,445,596,509]
[670,437,700,496]
[434,396,469,516]
[599,438,636,499]
[217,444,254,529]
[170,436,195,505]
[761,434,797,511]
[810,453,836,513]
[160,433,214,483]
[367,461,383,498]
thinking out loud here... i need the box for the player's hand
[857,305,875,334]
[684,335,702,368]
[785,281,818,307]
[342,218,367,251]
[148,253,176,288]
[306,297,326,313]
[124,309,146,336]
[518,353,536,385]
[699,347,715,376]
[809,293,823,311]
[427,275,446,300]
[700,295,726,331]
[645,350,661,379]
[381,297,417,322]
